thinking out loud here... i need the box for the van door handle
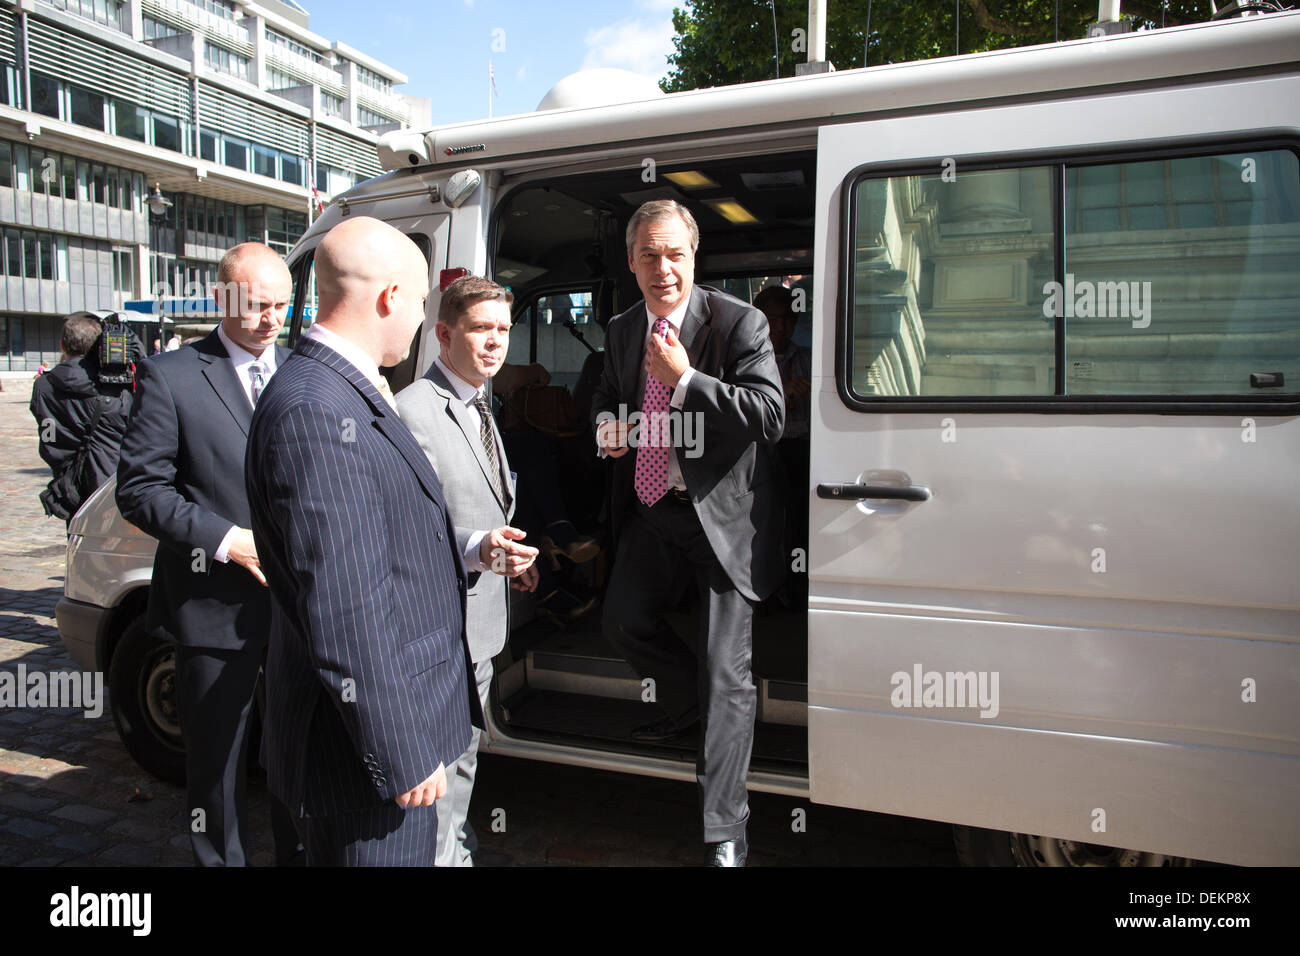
[816,482,931,502]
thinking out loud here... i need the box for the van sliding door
[807,85,1300,866]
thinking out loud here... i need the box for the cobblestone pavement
[0,384,958,867]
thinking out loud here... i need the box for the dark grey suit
[116,328,296,866]
[396,361,515,866]
[593,284,785,843]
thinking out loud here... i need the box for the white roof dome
[536,69,666,112]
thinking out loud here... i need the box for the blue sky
[298,0,681,126]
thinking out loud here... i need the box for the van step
[499,688,808,769]
[524,629,808,726]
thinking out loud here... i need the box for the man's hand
[510,563,540,592]
[785,376,812,398]
[226,528,267,586]
[597,420,633,459]
[480,526,538,576]
[395,762,446,807]
[645,324,689,390]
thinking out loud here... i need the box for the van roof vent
[536,69,666,112]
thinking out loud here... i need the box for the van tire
[953,825,1196,867]
[108,618,186,786]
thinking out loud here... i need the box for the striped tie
[474,395,506,503]
[248,362,265,406]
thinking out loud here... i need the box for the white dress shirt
[304,323,396,410]
[433,355,496,572]
[214,324,278,563]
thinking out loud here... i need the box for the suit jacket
[116,329,289,650]
[245,335,480,817]
[592,284,786,602]
[395,363,516,665]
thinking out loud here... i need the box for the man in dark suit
[593,199,785,866]
[246,216,480,866]
[116,242,298,867]
[396,275,538,866]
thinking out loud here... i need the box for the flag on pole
[490,60,499,99]
[309,179,324,213]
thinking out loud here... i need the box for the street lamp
[146,183,173,353]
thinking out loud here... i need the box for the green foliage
[662,1,1219,93]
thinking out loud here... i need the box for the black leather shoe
[707,830,748,867]
[629,714,698,743]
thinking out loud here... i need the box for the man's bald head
[315,217,427,301]
[215,242,290,357]
[313,217,430,367]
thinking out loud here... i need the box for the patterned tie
[248,362,265,406]
[474,395,506,503]
[634,316,672,507]
[375,377,397,410]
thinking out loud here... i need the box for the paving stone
[0,790,59,812]
[2,815,58,839]
[100,843,161,865]
[52,832,106,853]
[50,803,117,825]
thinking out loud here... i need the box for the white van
[59,12,1300,866]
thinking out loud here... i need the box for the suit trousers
[298,802,439,866]
[174,644,300,866]
[603,497,755,844]
[433,656,493,866]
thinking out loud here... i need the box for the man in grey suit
[396,275,538,866]
[593,200,785,866]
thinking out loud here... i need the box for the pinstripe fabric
[245,336,481,862]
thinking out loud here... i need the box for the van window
[845,146,1300,405]
[508,289,603,392]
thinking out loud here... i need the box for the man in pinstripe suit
[397,275,538,866]
[246,217,480,866]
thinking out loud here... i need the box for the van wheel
[953,825,1195,867]
[108,618,186,785]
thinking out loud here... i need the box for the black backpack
[39,394,115,522]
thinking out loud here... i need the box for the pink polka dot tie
[634,317,672,507]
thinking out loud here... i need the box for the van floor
[499,604,809,773]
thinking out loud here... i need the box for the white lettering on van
[1241,417,1256,443]
[890,664,999,719]
[941,157,956,182]
[1241,677,1256,703]
[1241,157,1256,183]
[1091,807,1107,833]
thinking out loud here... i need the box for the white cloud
[464,0,476,7]
[582,18,675,81]
[637,0,680,11]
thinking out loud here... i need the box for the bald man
[117,241,300,866]
[245,217,480,866]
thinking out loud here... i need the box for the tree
[662,1,1220,93]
